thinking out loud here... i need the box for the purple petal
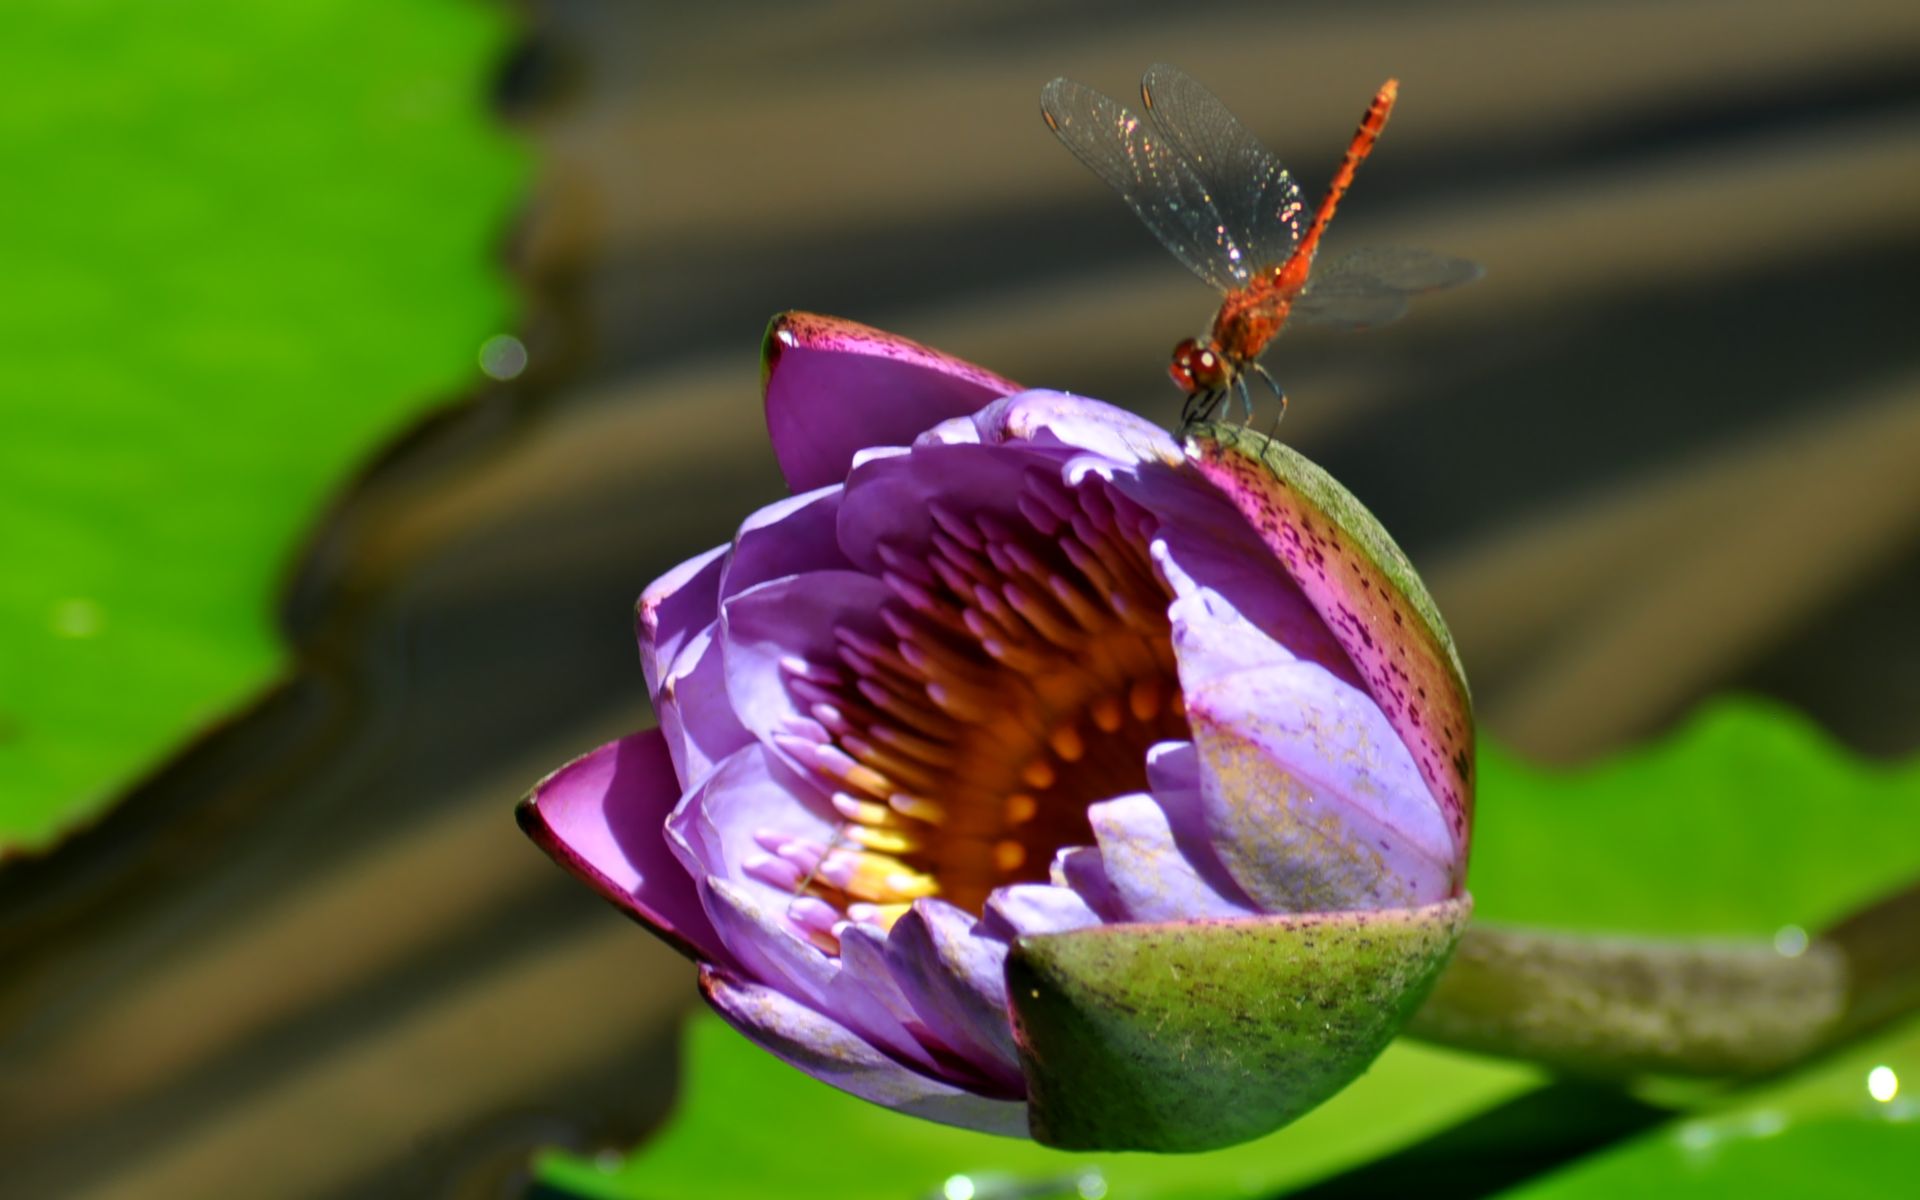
[1145,737,1200,793]
[915,412,983,446]
[885,899,1024,1094]
[1162,579,1298,684]
[665,745,861,1010]
[638,544,729,698]
[958,390,1181,466]
[518,728,731,966]
[652,624,752,789]
[1049,846,1126,920]
[827,922,960,1078]
[701,967,1028,1136]
[1153,526,1365,693]
[718,484,852,602]
[1136,733,1259,902]
[718,570,893,748]
[1088,791,1260,923]
[763,312,1020,493]
[1186,661,1457,913]
[698,876,839,1012]
[980,884,1105,940]
[831,922,1015,1095]
[1140,742,1256,908]
[834,442,1053,575]
[665,744,836,906]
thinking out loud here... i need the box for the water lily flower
[520,313,1476,1151]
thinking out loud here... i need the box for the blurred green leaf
[541,699,1920,1199]
[1507,1020,1919,1198]
[542,1019,1533,1200]
[1470,698,1920,936]
[0,2,520,848]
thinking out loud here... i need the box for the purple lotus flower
[520,313,1476,1150]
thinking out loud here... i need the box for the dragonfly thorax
[1168,337,1235,396]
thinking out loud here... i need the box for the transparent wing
[1138,63,1303,284]
[1042,76,1266,293]
[1292,246,1483,331]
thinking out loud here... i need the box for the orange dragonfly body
[1042,65,1478,426]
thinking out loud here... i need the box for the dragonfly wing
[1310,245,1483,292]
[1293,246,1481,331]
[1042,76,1248,293]
[1288,287,1413,332]
[1139,64,1304,283]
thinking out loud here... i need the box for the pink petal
[518,728,730,966]
[762,312,1020,493]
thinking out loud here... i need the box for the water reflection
[1674,1107,1791,1161]
[1866,1065,1898,1103]
[479,332,529,380]
[930,1168,1108,1200]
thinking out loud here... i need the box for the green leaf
[1471,698,1920,936]
[0,1,520,848]
[540,1015,1533,1200]
[541,697,1920,1197]
[1506,1019,1920,1198]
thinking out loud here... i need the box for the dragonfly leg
[1235,375,1258,426]
[1179,388,1225,433]
[1251,364,1289,433]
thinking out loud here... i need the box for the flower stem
[1405,877,1920,1077]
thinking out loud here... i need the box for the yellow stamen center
[780,478,1188,948]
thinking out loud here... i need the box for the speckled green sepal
[1007,895,1471,1151]
[1183,423,1476,862]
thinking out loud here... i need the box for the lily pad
[539,698,1920,1197]
[540,1016,1533,1200]
[0,0,520,849]
[1507,1019,1920,1198]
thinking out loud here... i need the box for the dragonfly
[1041,64,1480,428]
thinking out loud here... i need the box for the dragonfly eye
[1169,338,1230,394]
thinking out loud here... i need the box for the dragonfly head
[1169,338,1233,396]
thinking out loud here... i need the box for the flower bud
[520,313,1474,1150]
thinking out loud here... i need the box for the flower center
[769,472,1187,950]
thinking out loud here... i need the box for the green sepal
[1007,895,1472,1151]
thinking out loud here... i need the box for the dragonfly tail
[1293,79,1398,266]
